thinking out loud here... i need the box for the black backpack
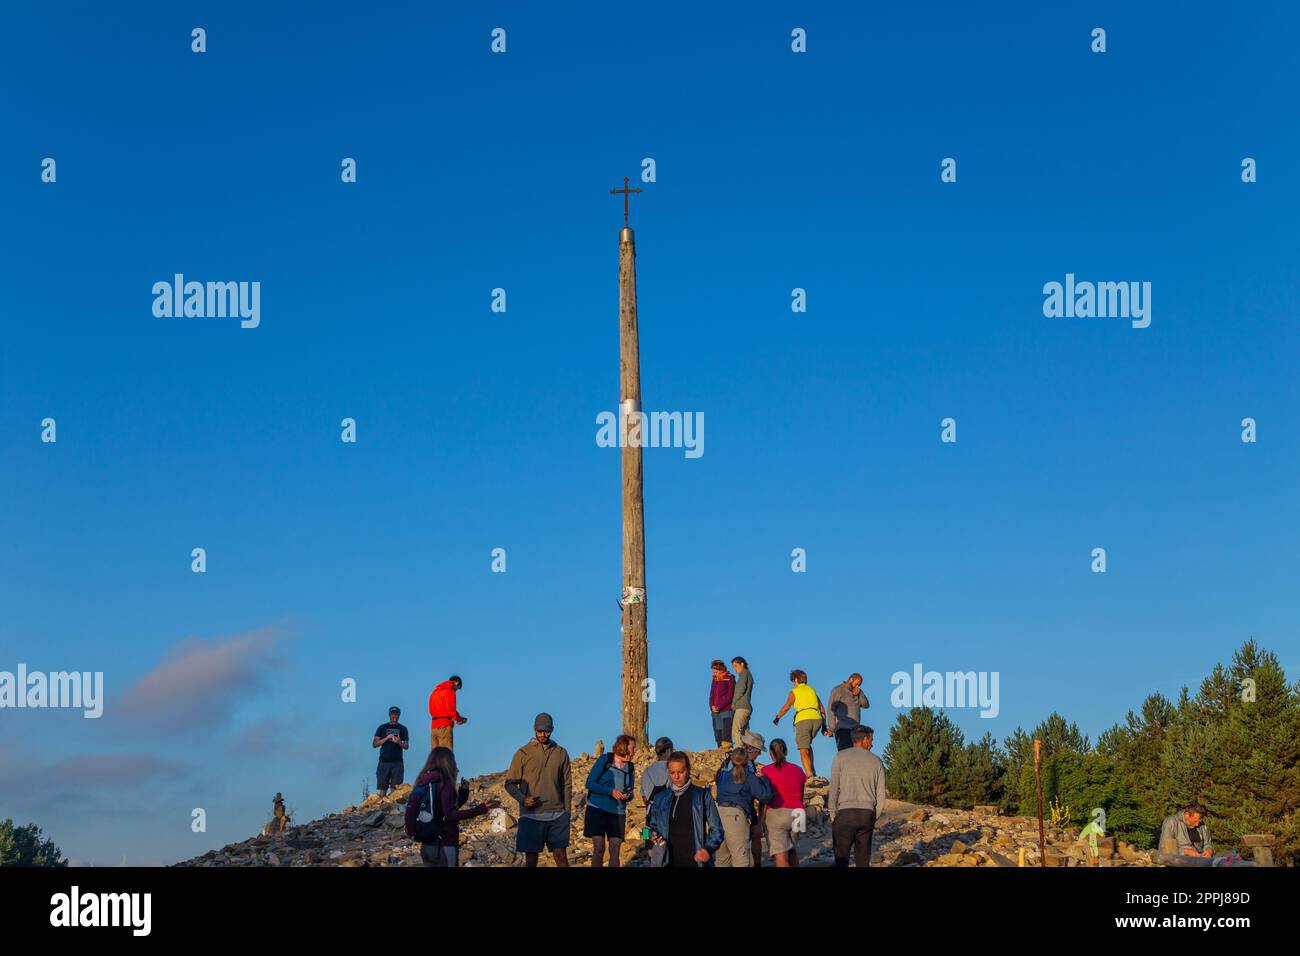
[410,777,445,844]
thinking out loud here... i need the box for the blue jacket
[714,762,773,823]
[648,784,724,866]
[585,753,636,815]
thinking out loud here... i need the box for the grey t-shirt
[640,760,670,800]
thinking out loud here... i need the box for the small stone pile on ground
[177,744,1154,868]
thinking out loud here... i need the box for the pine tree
[0,819,65,867]
[1003,712,1089,813]
[883,707,963,805]
[1185,641,1299,863]
[947,732,1007,809]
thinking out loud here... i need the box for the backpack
[409,776,445,844]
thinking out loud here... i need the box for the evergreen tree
[1165,640,1300,864]
[0,819,65,867]
[1098,692,1175,817]
[883,707,963,805]
[947,732,1007,809]
[1003,712,1089,813]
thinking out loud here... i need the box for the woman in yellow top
[772,669,830,778]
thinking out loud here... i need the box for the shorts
[795,718,823,749]
[582,805,627,839]
[376,760,404,792]
[765,806,801,855]
[516,813,571,854]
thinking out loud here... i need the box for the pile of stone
[176,744,1154,868]
[872,806,1154,868]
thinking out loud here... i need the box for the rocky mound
[179,744,1155,867]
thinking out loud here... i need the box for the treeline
[0,819,65,867]
[882,640,1298,865]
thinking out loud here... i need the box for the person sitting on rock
[1158,802,1213,861]
[648,751,724,867]
[262,793,290,836]
[404,746,499,867]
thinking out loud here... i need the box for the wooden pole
[618,223,649,748]
[1033,739,1046,867]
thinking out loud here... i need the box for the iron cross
[609,176,643,226]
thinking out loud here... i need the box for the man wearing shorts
[773,669,830,778]
[371,705,409,795]
[504,712,572,867]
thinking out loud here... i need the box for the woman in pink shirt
[758,738,807,867]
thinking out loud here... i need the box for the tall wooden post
[1033,739,1046,867]
[612,177,649,748]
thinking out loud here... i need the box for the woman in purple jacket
[404,747,500,866]
[709,660,736,751]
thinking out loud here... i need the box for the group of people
[374,666,886,867]
[710,660,871,777]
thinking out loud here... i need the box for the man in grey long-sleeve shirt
[730,657,754,749]
[828,724,887,867]
[1157,803,1213,862]
[827,673,870,751]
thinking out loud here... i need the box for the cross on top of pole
[609,176,643,226]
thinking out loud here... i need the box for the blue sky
[1,1,1296,864]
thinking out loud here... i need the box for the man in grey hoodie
[504,713,573,867]
[828,724,887,867]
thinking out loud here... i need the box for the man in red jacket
[428,675,467,751]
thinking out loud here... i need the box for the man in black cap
[504,712,572,867]
[372,706,409,796]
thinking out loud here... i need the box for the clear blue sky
[1,1,1296,864]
